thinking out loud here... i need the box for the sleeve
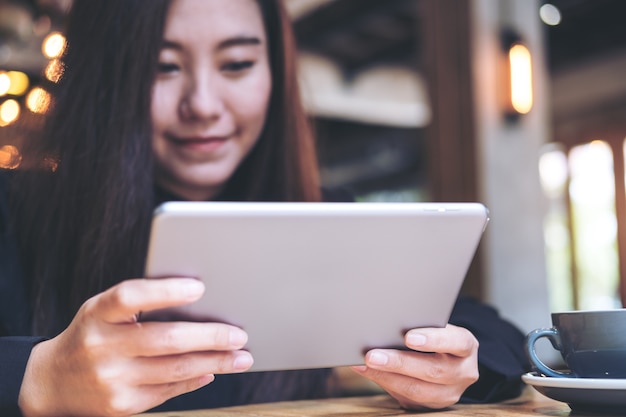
[0,171,47,416]
[0,171,32,337]
[0,337,46,417]
[450,297,531,403]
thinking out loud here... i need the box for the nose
[179,72,224,121]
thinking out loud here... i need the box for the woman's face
[151,0,272,201]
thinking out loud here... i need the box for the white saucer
[522,372,626,414]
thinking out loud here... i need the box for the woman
[0,0,528,416]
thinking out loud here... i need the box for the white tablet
[142,201,489,372]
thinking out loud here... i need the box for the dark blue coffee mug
[525,309,626,378]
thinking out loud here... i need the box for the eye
[222,60,254,72]
[157,62,180,74]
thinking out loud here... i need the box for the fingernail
[229,329,248,347]
[351,365,367,373]
[407,333,427,346]
[368,351,389,366]
[233,353,253,370]
[199,374,215,385]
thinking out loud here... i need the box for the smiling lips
[168,134,229,153]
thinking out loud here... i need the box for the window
[541,139,626,310]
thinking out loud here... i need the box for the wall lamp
[500,29,533,122]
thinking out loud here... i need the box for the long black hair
[12,0,321,336]
[13,0,169,336]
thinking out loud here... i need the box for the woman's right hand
[18,278,253,417]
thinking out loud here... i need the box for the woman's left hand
[351,324,479,410]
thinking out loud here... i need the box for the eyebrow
[161,36,263,51]
[218,36,262,49]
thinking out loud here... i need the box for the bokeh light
[45,59,65,83]
[42,32,67,59]
[0,73,10,96]
[6,71,30,96]
[540,4,562,26]
[26,87,52,114]
[0,99,21,126]
[0,145,22,169]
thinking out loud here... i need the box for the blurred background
[1,0,626,340]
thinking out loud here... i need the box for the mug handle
[524,328,575,378]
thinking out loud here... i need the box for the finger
[351,366,460,410]
[99,374,216,416]
[117,321,248,357]
[138,374,216,411]
[86,278,205,324]
[404,325,478,357]
[131,351,253,384]
[362,349,466,385]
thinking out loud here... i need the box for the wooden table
[137,389,586,417]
